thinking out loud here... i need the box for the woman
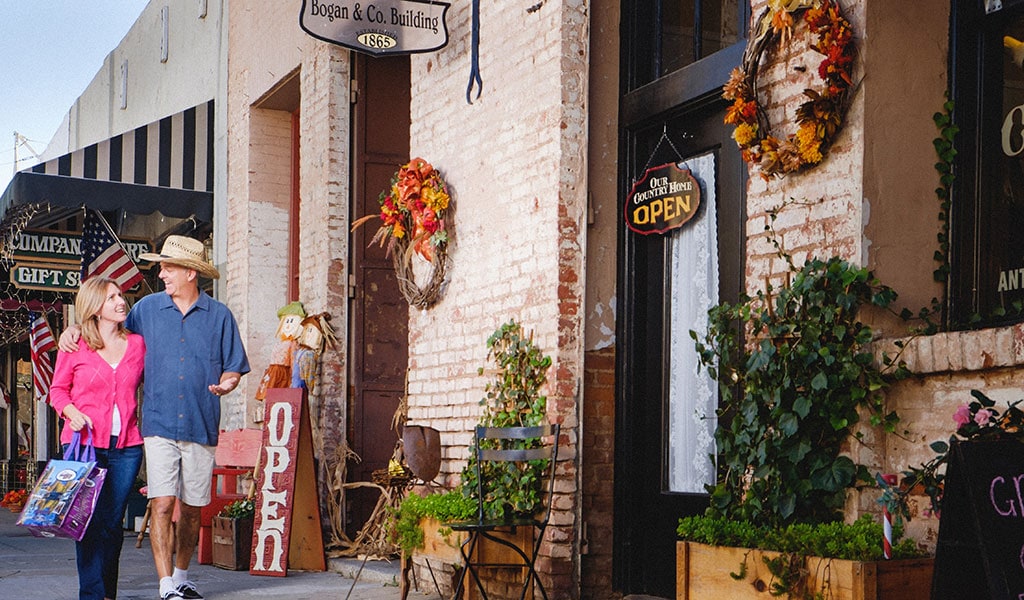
[50,276,146,600]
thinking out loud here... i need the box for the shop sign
[9,263,81,292]
[299,0,450,56]
[624,163,701,235]
[250,388,325,576]
[251,394,297,575]
[11,229,153,264]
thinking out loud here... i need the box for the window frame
[950,0,1024,327]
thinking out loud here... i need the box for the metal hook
[466,0,483,104]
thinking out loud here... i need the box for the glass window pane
[661,1,695,75]
[981,14,1024,319]
[660,1,742,76]
[701,0,742,56]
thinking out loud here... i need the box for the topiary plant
[460,319,552,521]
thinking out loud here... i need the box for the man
[61,235,249,600]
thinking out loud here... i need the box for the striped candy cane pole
[882,474,898,559]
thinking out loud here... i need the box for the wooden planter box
[406,518,535,600]
[677,542,933,600]
[212,516,253,571]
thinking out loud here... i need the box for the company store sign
[299,0,450,55]
[7,229,152,292]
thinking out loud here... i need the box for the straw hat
[139,235,220,279]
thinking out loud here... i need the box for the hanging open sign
[624,163,701,235]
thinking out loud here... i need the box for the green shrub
[677,514,925,562]
[219,499,255,519]
[392,491,476,554]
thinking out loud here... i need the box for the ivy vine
[692,206,909,528]
[461,320,552,521]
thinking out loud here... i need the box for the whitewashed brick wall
[404,0,588,592]
[743,0,1024,558]
[225,2,350,446]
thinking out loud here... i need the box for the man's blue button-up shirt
[126,290,250,446]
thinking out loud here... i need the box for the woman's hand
[61,405,93,432]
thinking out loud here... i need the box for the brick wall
[295,44,352,461]
[740,0,1024,561]
[581,348,616,600]
[226,3,350,451]
[859,325,1024,551]
[403,1,589,596]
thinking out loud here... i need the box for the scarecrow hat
[139,235,220,279]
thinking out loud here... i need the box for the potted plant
[1,489,28,512]
[211,498,255,571]
[396,319,552,596]
[680,207,933,598]
[676,514,932,599]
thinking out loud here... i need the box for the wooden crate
[677,542,933,600]
[411,518,535,600]
[212,516,253,571]
[419,517,466,564]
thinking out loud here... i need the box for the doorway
[347,53,411,537]
[614,95,745,597]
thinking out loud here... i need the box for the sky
[0,1,150,194]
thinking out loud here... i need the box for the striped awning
[32,100,214,192]
[1,101,217,341]
[1,100,214,222]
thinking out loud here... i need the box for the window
[951,0,1024,326]
[623,0,746,90]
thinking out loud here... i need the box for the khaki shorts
[144,436,216,507]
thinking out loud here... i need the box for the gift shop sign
[10,264,82,292]
[624,163,701,235]
[299,0,450,56]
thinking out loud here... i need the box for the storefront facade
[0,1,225,493]
[7,1,1024,598]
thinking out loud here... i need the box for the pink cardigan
[49,334,146,449]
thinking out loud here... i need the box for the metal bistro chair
[450,423,560,600]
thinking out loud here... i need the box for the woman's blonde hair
[76,277,126,351]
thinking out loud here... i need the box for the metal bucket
[402,425,441,482]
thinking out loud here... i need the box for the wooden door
[348,53,410,537]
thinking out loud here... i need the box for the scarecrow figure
[255,301,306,402]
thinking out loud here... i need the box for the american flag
[80,209,144,291]
[28,311,56,404]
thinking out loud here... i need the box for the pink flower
[953,404,971,427]
[975,408,994,426]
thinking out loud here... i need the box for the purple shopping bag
[16,429,107,541]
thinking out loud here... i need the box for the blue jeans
[66,438,143,600]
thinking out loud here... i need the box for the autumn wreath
[352,157,451,309]
[723,0,855,179]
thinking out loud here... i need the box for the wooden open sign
[624,163,701,235]
[249,388,325,576]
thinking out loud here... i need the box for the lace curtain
[666,151,718,494]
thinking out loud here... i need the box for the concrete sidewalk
[0,504,437,600]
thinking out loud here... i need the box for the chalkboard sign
[932,439,1024,599]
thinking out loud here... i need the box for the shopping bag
[16,429,107,541]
